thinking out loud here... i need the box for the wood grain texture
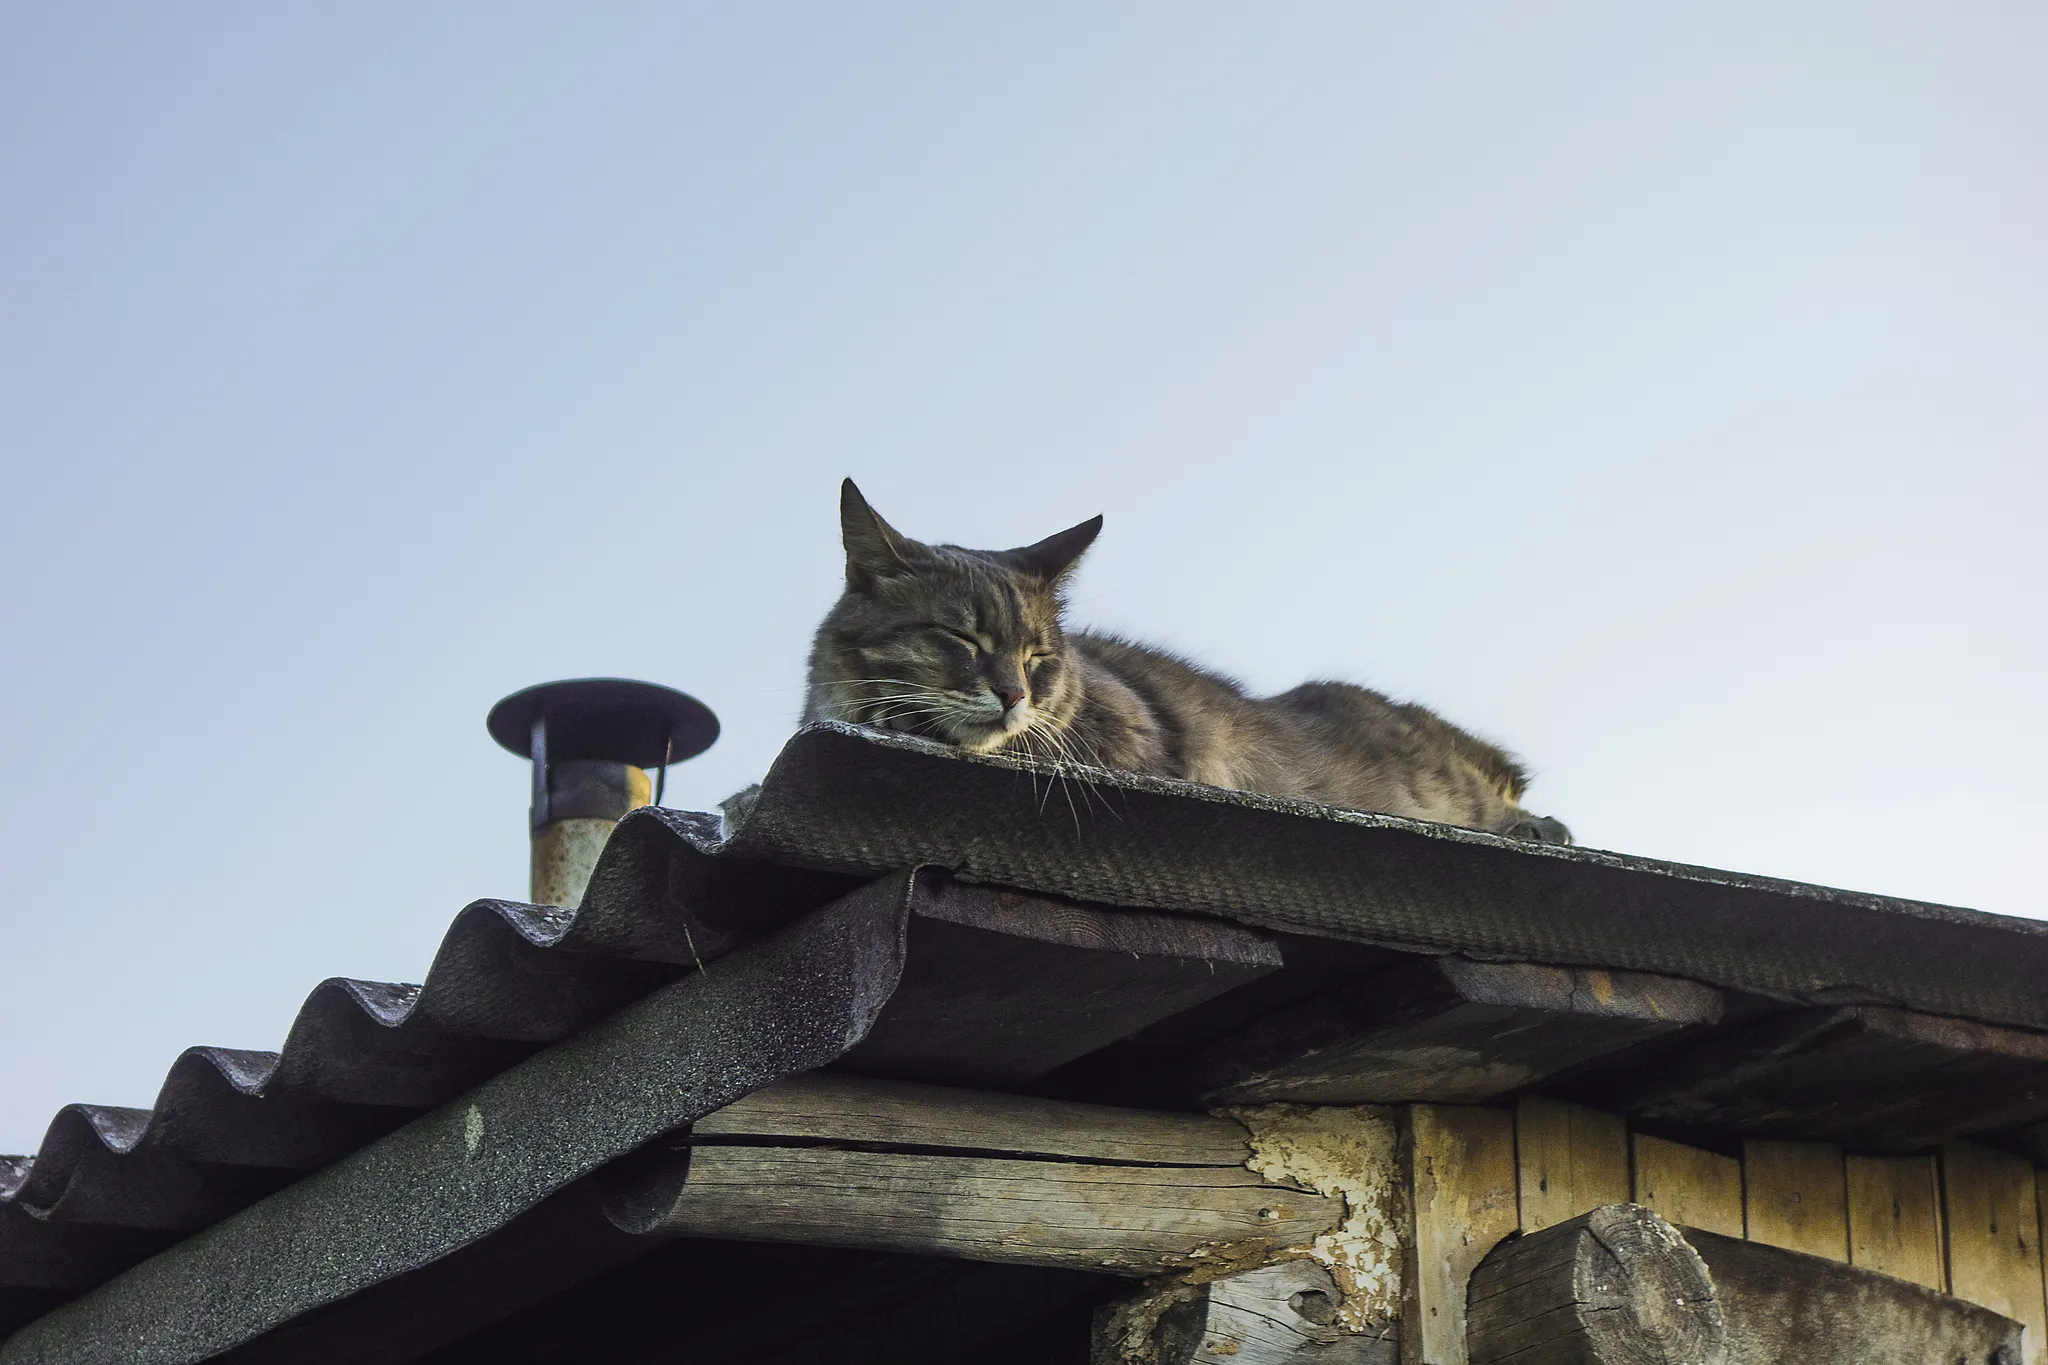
[1689,1228,2024,1364]
[1515,1096,1629,1234]
[1846,1154,1945,1291]
[1943,1141,2048,1365]
[1404,1105,1518,1365]
[616,1144,1342,1275]
[1467,1202,1725,1365]
[1175,958,1720,1108]
[1630,1134,1742,1238]
[1095,1262,1399,1364]
[696,1072,1253,1166]
[1610,1005,2048,1152]
[1741,1140,1847,1262]
[841,882,1283,1088]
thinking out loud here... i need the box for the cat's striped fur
[804,480,1570,843]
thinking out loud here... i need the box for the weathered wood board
[1742,1139,1847,1262]
[1173,959,1720,1107]
[1514,1096,1628,1233]
[1631,1133,1743,1238]
[618,1144,1342,1275]
[1846,1154,1946,1291]
[697,1071,1253,1166]
[1612,1005,2048,1151]
[839,882,1284,1087]
[1943,1141,2047,1365]
[1404,1105,1517,1365]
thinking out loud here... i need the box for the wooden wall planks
[1943,1141,2047,1365]
[1404,1105,1518,1365]
[1513,1096,1628,1233]
[1847,1154,1946,1291]
[1630,1133,1744,1237]
[1742,1139,1848,1262]
[1440,1094,2048,1356]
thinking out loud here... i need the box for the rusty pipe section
[530,758,651,908]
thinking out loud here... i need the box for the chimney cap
[486,678,719,768]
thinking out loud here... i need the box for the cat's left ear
[1007,515,1103,582]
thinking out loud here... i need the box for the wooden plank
[1168,958,1721,1107]
[840,882,1282,1087]
[1742,1139,1847,1262]
[1689,1227,2024,1364]
[1403,1105,1518,1365]
[696,1072,1253,1166]
[607,1144,1344,1275]
[1513,1096,1628,1233]
[1846,1154,1945,1291]
[1610,1004,2048,1151]
[1631,1133,1742,1238]
[1944,1141,2048,1365]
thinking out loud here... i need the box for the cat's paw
[1503,814,1572,845]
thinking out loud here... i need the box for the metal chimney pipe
[487,679,719,908]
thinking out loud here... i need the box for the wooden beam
[1631,1133,1742,1238]
[1095,1261,1399,1364]
[1404,1105,1518,1365]
[695,1072,1253,1166]
[838,878,1285,1088]
[1163,958,1720,1107]
[608,1144,1338,1277]
[1514,1096,1628,1234]
[1610,1005,2048,1151]
[1846,1154,1945,1291]
[1466,1203,1725,1365]
[1468,1204,2025,1365]
[1943,1141,2048,1365]
[1741,1139,1847,1262]
[1688,1227,2023,1363]
[604,1076,1347,1279]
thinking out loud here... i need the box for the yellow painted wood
[1514,1096,1628,1234]
[1743,1139,1848,1261]
[1404,1105,1519,1365]
[1630,1132,1743,1238]
[1846,1154,1945,1291]
[1943,1141,2047,1365]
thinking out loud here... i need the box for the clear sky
[2,4,2042,1152]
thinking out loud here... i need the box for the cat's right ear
[840,479,912,589]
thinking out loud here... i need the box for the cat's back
[1067,631,1298,789]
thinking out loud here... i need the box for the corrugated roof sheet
[4,721,2047,1358]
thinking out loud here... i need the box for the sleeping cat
[804,480,1571,843]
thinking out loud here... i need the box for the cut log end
[1095,1261,1398,1364]
[1467,1203,1726,1365]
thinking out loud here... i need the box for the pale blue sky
[2,4,2042,1150]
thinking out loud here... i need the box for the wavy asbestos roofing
[3,720,2046,1353]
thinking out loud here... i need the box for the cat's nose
[995,686,1026,710]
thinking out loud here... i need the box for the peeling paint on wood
[1226,1103,1406,1334]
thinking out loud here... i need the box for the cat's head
[805,479,1101,754]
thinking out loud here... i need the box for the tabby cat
[804,480,1570,843]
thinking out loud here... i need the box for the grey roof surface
[3,721,2047,1360]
